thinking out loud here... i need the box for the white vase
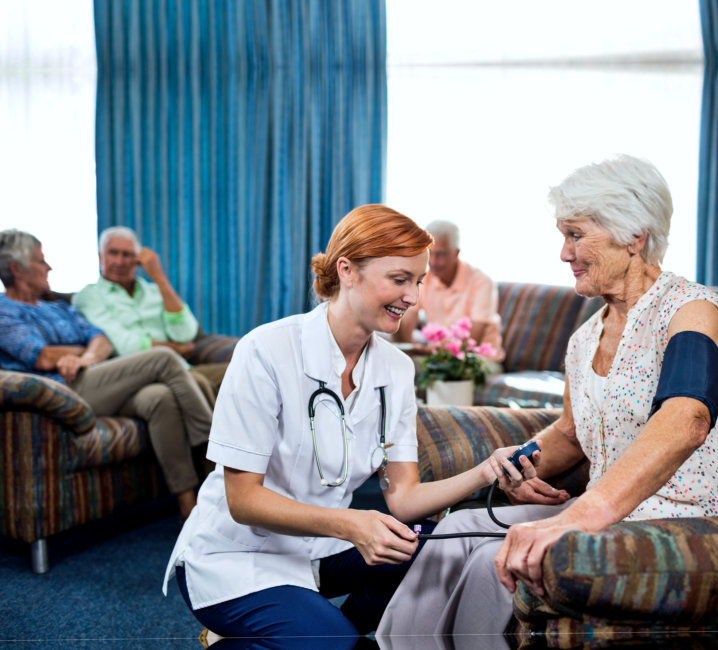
[425,379,475,406]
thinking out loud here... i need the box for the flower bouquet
[416,317,495,390]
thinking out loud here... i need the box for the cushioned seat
[513,517,718,646]
[0,330,239,573]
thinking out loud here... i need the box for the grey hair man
[395,219,504,362]
[73,226,228,406]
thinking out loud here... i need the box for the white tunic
[565,271,718,520]
[162,302,419,609]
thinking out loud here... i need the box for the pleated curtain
[699,0,718,285]
[94,0,387,335]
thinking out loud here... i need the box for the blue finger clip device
[503,439,540,476]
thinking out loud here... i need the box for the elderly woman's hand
[494,513,586,596]
[504,477,570,506]
[56,353,87,383]
[56,349,103,383]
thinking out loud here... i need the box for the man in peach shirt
[396,220,505,363]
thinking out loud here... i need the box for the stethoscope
[308,381,389,490]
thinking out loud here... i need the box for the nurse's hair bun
[311,204,433,301]
[311,252,338,300]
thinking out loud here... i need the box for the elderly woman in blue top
[377,155,718,644]
[0,229,213,518]
[162,205,538,647]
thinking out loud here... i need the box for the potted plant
[416,317,494,406]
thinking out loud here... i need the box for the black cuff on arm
[649,330,718,429]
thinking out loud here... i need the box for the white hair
[425,220,460,250]
[0,229,41,288]
[98,226,141,254]
[548,154,672,264]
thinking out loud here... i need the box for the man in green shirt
[73,227,228,406]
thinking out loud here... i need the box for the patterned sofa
[417,405,718,647]
[473,282,604,408]
[0,333,238,573]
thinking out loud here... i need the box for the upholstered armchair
[0,332,239,573]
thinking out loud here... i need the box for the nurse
[163,204,536,647]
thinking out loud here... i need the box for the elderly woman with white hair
[0,230,213,518]
[377,154,718,643]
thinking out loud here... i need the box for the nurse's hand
[483,441,541,493]
[346,509,419,566]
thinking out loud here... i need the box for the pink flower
[421,322,449,343]
[474,342,496,358]
[445,339,463,357]
[450,317,472,340]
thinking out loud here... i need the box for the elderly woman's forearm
[534,420,585,479]
[81,334,114,364]
[558,398,710,530]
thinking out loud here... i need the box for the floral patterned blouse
[565,271,718,520]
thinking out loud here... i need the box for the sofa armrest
[513,516,718,631]
[189,333,240,365]
[0,370,95,434]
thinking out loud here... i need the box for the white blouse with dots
[565,271,718,520]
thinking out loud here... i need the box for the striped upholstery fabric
[71,416,149,471]
[0,409,162,544]
[0,370,95,433]
[498,282,604,373]
[472,283,603,408]
[514,517,718,641]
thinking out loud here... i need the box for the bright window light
[0,0,97,292]
[386,0,703,285]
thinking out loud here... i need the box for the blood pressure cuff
[649,330,718,429]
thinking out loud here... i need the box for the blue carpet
[0,478,387,649]
[0,499,203,649]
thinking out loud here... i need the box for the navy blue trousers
[175,521,435,649]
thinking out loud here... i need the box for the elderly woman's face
[15,244,52,295]
[557,218,632,298]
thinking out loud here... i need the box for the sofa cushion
[498,282,603,374]
[513,516,718,636]
[0,370,95,434]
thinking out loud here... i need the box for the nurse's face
[347,251,429,335]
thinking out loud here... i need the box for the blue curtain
[94,0,387,335]
[699,0,718,285]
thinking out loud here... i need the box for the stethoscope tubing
[415,480,510,540]
[308,381,388,489]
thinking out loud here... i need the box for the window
[386,0,703,285]
[0,0,97,291]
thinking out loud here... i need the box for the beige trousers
[189,361,229,408]
[376,501,572,649]
[69,347,213,494]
